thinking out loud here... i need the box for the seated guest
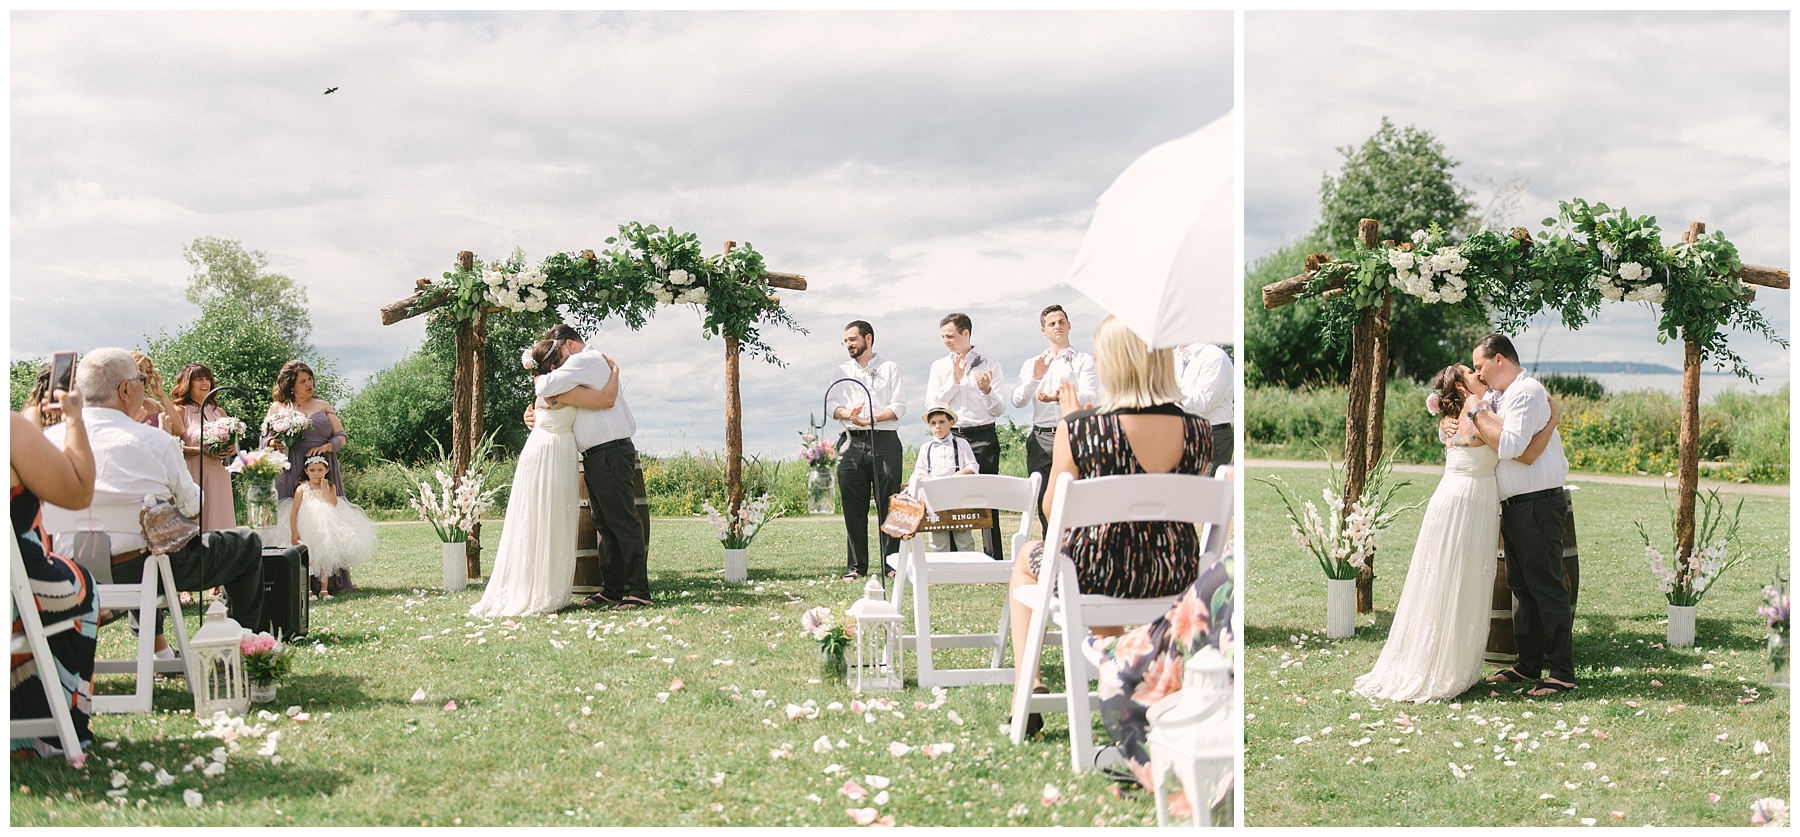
[10,386,98,758]
[1006,315,1212,736]
[1092,555,1235,816]
[40,348,264,636]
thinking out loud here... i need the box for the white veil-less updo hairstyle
[1093,316,1183,411]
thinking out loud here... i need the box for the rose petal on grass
[813,736,834,755]
[1650,680,1663,687]
[787,704,808,721]
[1708,793,1722,803]
[841,779,868,801]
[1755,740,1771,755]
[670,679,685,691]
[947,710,964,726]
[1042,784,1062,805]
[888,742,912,757]
[865,774,891,789]
[847,807,879,825]
[183,789,204,808]
[1611,811,1625,819]
[1580,817,1595,826]
[657,692,671,703]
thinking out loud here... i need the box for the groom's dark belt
[1502,486,1564,508]
[584,438,633,454]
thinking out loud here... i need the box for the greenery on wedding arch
[1304,198,1786,378]
[404,221,806,363]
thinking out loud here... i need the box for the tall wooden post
[447,250,485,578]
[1674,222,1706,569]
[1344,218,1384,613]
[722,241,746,521]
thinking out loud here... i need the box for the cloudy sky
[11,10,1232,456]
[1247,11,1790,388]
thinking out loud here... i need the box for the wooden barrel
[1485,493,1580,664]
[571,458,651,594]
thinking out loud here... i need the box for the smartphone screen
[50,352,75,394]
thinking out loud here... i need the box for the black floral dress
[10,484,97,756]
[1030,403,1212,598]
[1093,556,1235,791]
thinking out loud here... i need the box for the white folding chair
[55,531,200,713]
[10,535,86,765]
[1007,471,1233,772]
[888,472,1040,688]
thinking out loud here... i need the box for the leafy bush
[1540,373,1606,400]
[1249,382,1788,483]
[10,357,46,412]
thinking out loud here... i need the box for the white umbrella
[1065,110,1235,349]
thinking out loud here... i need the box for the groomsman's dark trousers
[1026,423,1057,537]
[583,437,650,601]
[837,429,901,577]
[1500,486,1573,685]
[952,423,1005,560]
[1206,422,1233,477]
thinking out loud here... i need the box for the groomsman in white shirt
[1010,305,1098,535]
[925,312,1007,559]
[826,320,906,579]
[1176,343,1233,476]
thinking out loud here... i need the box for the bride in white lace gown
[1354,365,1559,703]
[471,344,584,618]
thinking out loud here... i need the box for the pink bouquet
[240,631,292,683]
[201,416,247,456]
[226,448,291,481]
[799,431,838,470]
[263,405,312,450]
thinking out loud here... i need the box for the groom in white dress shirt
[531,324,650,609]
[1464,333,1574,697]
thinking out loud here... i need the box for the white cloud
[11,10,1231,455]
[1246,11,1789,384]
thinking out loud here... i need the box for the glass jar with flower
[240,631,292,704]
[225,448,291,531]
[801,605,855,679]
[799,429,838,515]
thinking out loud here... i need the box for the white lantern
[189,600,251,717]
[844,575,903,692]
[1145,646,1237,826]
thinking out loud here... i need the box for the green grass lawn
[1244,467,1790,827]
[11,514,1143,826]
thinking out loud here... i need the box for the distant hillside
[1530,361,1683,376]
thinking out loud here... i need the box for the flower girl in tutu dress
[289,455,378,599]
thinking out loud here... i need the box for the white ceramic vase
[443,541,468,591]
[1326,578,1356,638]
[723,548,748,584]
[1667,604,1697,648]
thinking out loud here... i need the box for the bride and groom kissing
[471,324,651,619]
[1355,333,1578,703]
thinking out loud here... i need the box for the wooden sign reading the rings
[914,508,995,533]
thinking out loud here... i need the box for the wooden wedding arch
[381,238,808,578]
[1264,217,1788,612]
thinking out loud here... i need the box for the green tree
[1248,118,1490,385]
[144,296,341,425]
[1318,117,1473,250]
[339,307,561,468]
[11,357,47,412]
[183,237,314,355]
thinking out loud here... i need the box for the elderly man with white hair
[42,348,264,635]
